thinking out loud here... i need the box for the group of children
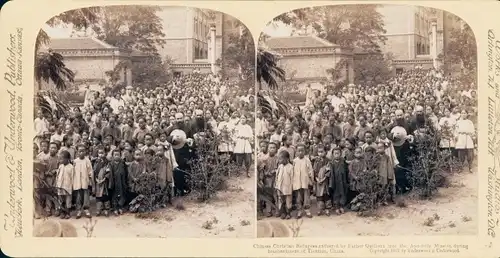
[256,68,477,219]
[257,133,396,219]
[33,73,255,219]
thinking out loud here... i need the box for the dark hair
[144,149,155,156]
[268,141,278,148]
[60,150,71,160]
[279,150,290,161]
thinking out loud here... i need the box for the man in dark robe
[167,135,196,197]
[190,109,213,136]
[389,126,414,194]
[166,112,193,138]
[408,105,427,134]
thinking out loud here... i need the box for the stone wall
[279,54,337,80]
[63,56,118,81]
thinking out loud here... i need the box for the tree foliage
[272,5,387,51]
[446,23,477,73]
[106,55,174,90]
[353,52,394,86]
[218,20,255,82]
[90,6,166,55]
[257,48,286,90]
[35,50,75,91]
[35,7,101,90]
[46,7,103,31]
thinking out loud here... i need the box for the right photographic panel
[256,4,477,237]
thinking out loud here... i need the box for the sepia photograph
[256,4,478,237]
[32,5,256,238]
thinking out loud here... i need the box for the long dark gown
[109,160,128,209]
[393,141,413,193]
[329,159,349,208]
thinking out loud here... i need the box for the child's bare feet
[335,209,341,215]
[340,208,345,214]
[113,210,119,216]
[103,210,109,217]
[325,209,330,216]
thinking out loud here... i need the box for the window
[396,68,404,74]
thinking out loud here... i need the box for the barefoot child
[109,149,128,216]
[376,142,396,205]
[128,149,146,203]
[275,150,294,220]
[313,145,331,216]
[55,150,74,219]
[93,147,111,217]
[154,144,174,207]
[292,144,313,218]
[348,147,366,203]
[262,142,280,217]
[73,145,93,218]
[329,147,349,214]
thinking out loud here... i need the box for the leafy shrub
[187,133,240,202]
[409,124,457,199]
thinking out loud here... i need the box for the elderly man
[409,105,427,134]
[191,109,212,136]
[166,112,193,138]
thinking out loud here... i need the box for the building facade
[44,37,137,89]
[377,5,462,72]
[157,7,240,75]
[265,35,355,86]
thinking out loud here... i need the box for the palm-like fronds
[257,48,286,90]
[257,92,289,117]
[35,50,75,91]
[35,29,50,54]
[35,91,70,118]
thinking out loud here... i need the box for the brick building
[265,35,355,86]
[157,7,245,76]
[42,7,246,88]
[377,5,463,72]
[41,37,145,89]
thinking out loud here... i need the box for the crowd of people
[256,68,477,219]
[33,72,255,219]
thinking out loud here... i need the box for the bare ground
[258,168,478,237]
[35,175,255,238]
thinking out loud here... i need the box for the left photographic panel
[33,5,256,238]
